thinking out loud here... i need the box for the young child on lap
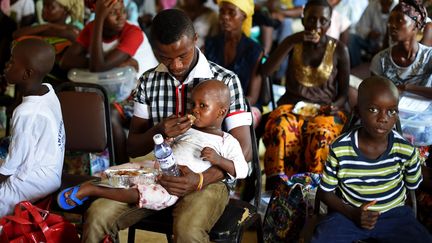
[312,76,431,243]
[57,80,248,210]
[0,38,65,217]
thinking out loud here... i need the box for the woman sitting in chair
[261,0,349,190]
[204,0,264,127]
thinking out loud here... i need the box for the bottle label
[159,154,176,169]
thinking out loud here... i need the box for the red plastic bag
[0,201,80,243]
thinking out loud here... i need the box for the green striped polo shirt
[320,128,423,213]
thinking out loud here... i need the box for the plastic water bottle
[153,134,180,176]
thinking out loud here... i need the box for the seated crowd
[0,0,432,242]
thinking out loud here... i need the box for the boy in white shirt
[0,38,65,217]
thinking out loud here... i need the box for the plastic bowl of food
[292,101,321,117]
[105,168,158,188]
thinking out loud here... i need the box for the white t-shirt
[171,128,248,180]
[97,29,158,78]
[327,10,351,40]
[0,83,65,217]
[9,0,35,26]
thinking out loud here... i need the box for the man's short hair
[151,9,196,45]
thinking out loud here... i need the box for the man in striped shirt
[313,76,431,242]
[82,9,253,243]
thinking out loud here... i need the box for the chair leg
[127,227,136,243]
[166,234,174,243]
[255,215,264,243]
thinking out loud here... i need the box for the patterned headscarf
[56,0,84,23]
[218,0,254,37]
[399,0,428,29]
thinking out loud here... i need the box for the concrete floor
[119,228,259,243]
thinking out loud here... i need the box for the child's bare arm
[318,188,380,230]
[201,147,236,177]
[74,182,140,204]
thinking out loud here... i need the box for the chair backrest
[56,82,115,165]
[241,100,262,208]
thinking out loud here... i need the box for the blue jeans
[312,206,432,243]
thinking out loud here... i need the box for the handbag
[263,173,321,243]
[0,201,80,243]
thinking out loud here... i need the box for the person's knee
[174,220,208,243]
[84,199,128,233]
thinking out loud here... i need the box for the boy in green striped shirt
[312,76,431,242]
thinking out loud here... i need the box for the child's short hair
[151,9,196,45]
[193,80,230,110]
[14,38,56,77]
[357,76,399,105]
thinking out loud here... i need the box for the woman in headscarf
[371,0,432,98]
[204,0,264,127]
[260,0,349,190]
[370,0,432,232]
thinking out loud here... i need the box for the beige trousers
[82,182,229,243]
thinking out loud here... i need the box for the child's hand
[356,200,380,230]
[201,147,221,165]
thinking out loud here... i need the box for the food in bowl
[292,101,321,117]
[105,168,158,188]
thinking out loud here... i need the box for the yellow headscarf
[218,0,254,37]
[56,0,84,23]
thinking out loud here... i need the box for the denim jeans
[312,205,432,243]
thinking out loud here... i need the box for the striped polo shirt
[320,128,423,213]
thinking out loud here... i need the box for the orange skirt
[263,104,347,179]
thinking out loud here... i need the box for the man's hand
[201,147,221,166]
[355,201,380,230]
[159,115,192,138]
[158,166,199,196]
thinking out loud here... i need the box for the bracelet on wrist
[196,172,204,191]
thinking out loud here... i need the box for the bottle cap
[153,134,164,145]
